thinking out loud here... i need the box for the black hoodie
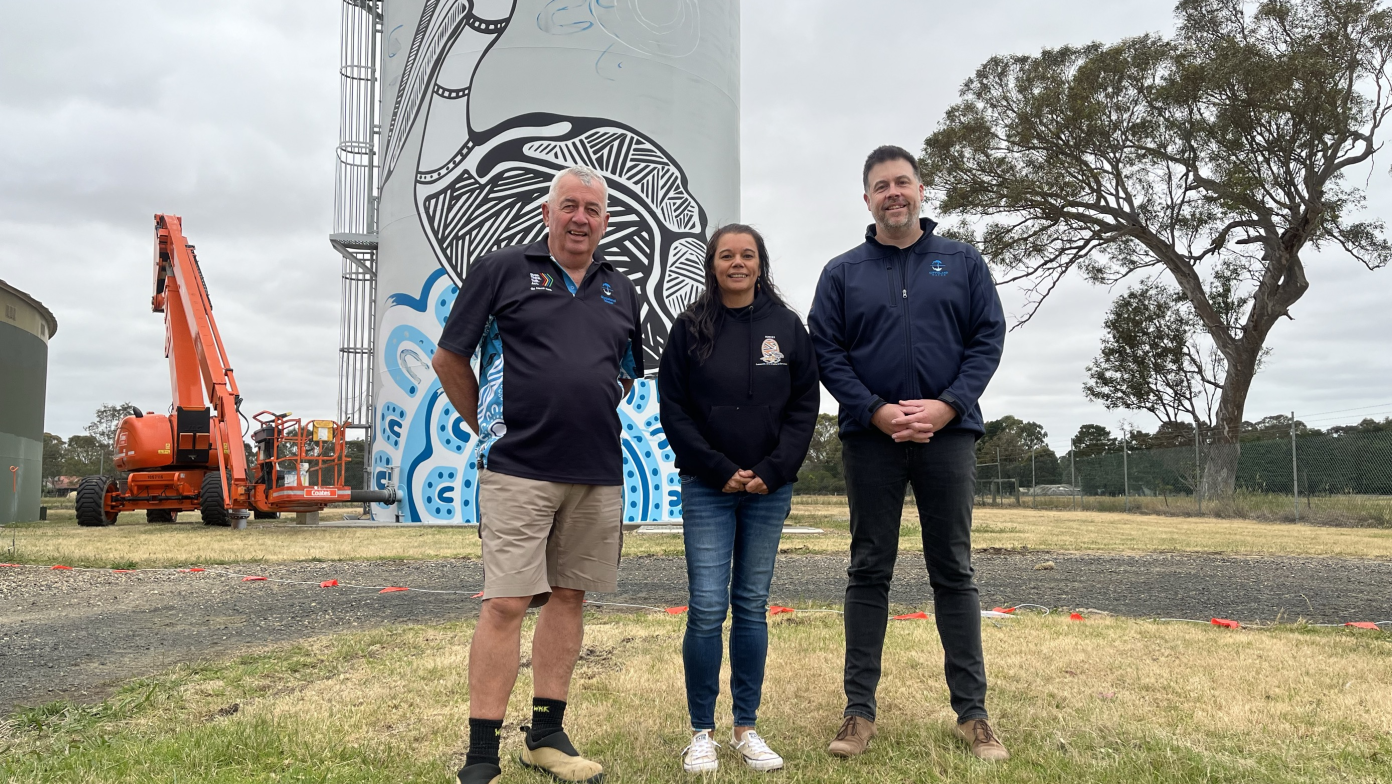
[658,291,820,491]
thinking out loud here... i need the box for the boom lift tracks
[76,214,396,527]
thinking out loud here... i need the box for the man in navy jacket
[809,145,1008,762]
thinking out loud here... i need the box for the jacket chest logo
[759,336,786,366]
[930,259,949,276]
[529,271,556,291]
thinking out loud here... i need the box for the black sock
[530,698,567,741]
[464,717,503,768]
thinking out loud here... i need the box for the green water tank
[1,279,57,524]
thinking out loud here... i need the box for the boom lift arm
[152,213,248,504]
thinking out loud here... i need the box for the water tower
[332,0,740,522]
[0,279,57,524]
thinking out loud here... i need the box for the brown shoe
[954,718,1009,761]
[827,715,876,758]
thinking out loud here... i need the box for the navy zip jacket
[658,291,820,491]
[808,218,1006,438]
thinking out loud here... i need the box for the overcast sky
[4,0,1390,455]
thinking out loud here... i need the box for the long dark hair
[681,224,791,363]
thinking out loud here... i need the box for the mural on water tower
[371,0,740,522]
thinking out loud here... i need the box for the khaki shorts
[478,468,623,602]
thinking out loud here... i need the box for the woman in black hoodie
[659,224,820,774]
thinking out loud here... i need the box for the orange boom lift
[75,214,396,527]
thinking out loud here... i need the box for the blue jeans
[681,477,793,730]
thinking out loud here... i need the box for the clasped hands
[872,398,956,443]
[722,469,770,494]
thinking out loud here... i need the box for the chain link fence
[975,425,1392,527]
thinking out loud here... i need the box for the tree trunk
[1202,439,1239,498]
[1193,226,1310,497]
[1202,340,1260,498]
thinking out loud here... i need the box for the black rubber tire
[76,476,118,527]
[252,510,279,520]
[146,509,177,523]
[200,472,230,527]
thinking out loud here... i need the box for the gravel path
[4,551,1391,714]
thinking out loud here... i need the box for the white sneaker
[733,729,784,772]
[681,729,720,773]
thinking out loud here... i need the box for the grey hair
[547,165,609,207]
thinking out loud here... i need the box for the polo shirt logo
[529,271,556,291]
[600,282,616,304]
[759,336,786,365]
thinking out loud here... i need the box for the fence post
[1031,449,1036,508]
[1291,411,1299,522]
[996,448,1002,506]
[1122,435,1130,513]
[1193,418,1202,515]
[1070,439,1077,510]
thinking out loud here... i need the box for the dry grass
[1016,491,1392,527]
[6,497,1392,568]
[789,496,1392,558]
[6,612,1390,782]
[965,506,1392,559]
[1,516,484,569]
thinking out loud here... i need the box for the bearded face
[864,158,924,231]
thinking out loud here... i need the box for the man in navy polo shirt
[432,165,641,784]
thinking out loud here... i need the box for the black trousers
[841,429,988,722]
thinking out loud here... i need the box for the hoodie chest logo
[930,259,949,276]
[759,336,786,366]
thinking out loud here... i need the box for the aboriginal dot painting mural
[371,0,740,522]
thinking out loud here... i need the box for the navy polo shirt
[438,237,644,485]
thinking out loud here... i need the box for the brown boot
[954,718,1009,761]
[827,715,876,758]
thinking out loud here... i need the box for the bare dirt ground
[4,550,1390,715]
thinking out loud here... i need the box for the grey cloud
[2,1,341,436]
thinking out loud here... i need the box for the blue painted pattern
[372,275,680,523]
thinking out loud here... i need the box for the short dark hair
[862,145,921,189]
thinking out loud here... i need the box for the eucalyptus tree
[922,0,1392,494]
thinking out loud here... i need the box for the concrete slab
[318,519,462,528]
[314,521,825,534]
[631,525,824,535]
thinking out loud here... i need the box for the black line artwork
[374,0,710,524]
